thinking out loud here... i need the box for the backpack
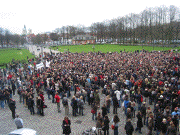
[62,99,68,106]
[79,100,84,108]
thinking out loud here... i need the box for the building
[22,25,27,35]
[72,35,96,45]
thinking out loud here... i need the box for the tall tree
[50,32,59,45]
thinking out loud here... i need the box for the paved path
[25,44,60,57]
[1,88,152,135]
[0,45,155,135]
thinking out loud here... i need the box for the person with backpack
[62,94,69,116]
[54,92,61,113]
[125,119,134,135]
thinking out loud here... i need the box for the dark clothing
[37,98,44,116]
[62,120,71,134]
[101,106,108,118]
[167,126,177,135]
[103,118,110,135]
[112,96,118,114]
[125,121,134,135]
[136,113,143,128]
[71,99,77,116]
[29,98,35,115]
[161,122,168,134]
[9,100,16,119]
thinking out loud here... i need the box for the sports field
[50,44,180,53]
[0,49,35,67]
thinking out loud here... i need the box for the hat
[160,95,163,98]
[143,102,146,104]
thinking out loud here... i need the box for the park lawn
[51,44,180,53]
[0,49,35,67]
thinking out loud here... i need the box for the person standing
[101,104,108,118]
[147,113,154,135]
[37,96,44,116]
[114,90,121,108]
[11,81,16,95]
[161,118,168,135]
[9,98,16,119]
[79,96,84,116]
[112,114,120,135]
[135,111,143,134]
[55,92,61,113]
[96,112,103,135]
[29,96,35,115]
[106,95,111,113]
[62,116,71,135]
[103,115,110,135]
[62,94,69,116]
[14,114,23,129]
[91,102,98,120]
[71,96,77,117]
[167,121,177,135]
[140,102,146,125]
[125,119,134,135]
[0,90,5,109]
[112,95,118,114]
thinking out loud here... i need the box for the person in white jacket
[114,90,121,108]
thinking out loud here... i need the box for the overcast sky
[0,0,179,34]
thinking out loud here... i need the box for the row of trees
[52,5,180,45]
[0,28,26,48]
[89,5,180,44]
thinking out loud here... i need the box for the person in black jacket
[103,115,110,135]
[71,96,77,116]
[101,104,108,118]
[125,119,134,135]
[37,96,44,116]
[11,81,16,95]
[9,98,16,119]
[140,102,146,125]
[112,95,118,114]
[135,111,143,134]
[29,96,35,115]
[62,116,71,135]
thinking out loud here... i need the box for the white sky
[0,0,179,34]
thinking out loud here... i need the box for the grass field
[50,44,180,53]
[0,49,35,67]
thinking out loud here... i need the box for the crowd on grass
[0,50,180,135]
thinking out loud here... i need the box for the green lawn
[0,49,35,67]
[50,44,180,53]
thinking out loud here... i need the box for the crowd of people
[0,49,179,135]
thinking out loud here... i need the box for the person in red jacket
[55,92,61,113]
